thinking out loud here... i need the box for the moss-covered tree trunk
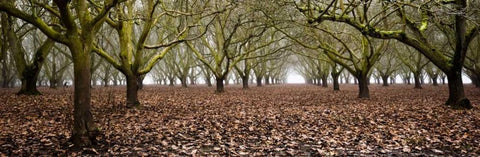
[70,41,98,147]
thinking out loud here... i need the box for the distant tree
[187,1,282,93]
[395,44,429,89]
[375,52,399,86]
[1,13,55,95]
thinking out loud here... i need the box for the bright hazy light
[287,73,305,84]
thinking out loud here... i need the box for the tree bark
[70,42,98,147]
[357,74,369,98]
[321,75,328,87]
[137,75,144,90]
[17,68,41,95]
[413,73,422,89]
[332,72,340,91]
[432,76,438,86]
[216,77,225,93]
[242,75,249,89]
[446,72,472,109]
[256,77,262,87]
[126,74,140,108]
[168,77,175,86]
[180,76,188,88]
[382,76,389,87]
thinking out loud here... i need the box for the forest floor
[0,84,479,156]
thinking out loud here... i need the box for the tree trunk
[17,68,41,95]
[137,75,144,90]
[256,77,262,87]
[357,75,369,98]
[216,77,224,93]
[444,0,472,109]
[180,76,188,88]
[265,76,270,85]
[321,75,328,87]
[469,72,479,88]
[50,79,57,89]
[169,78,175,86]
[70,43,98,147]
[206,77,212,87]
[446,72,472,109]
[103,78,108,87]
[242,75,249,89]
[382,76,389,87]
[126,74,140,108]
[332,73,340,91]
[432,76,438,86]
[414,73,422,89]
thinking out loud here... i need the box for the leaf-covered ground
[1,84,479,156]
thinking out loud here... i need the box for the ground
[0,84,479,156]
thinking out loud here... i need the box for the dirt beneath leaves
[1,84,479,156]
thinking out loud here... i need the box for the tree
[425,63,441,86]
[187,1,282,93]
[1,13,55,95]
[93,0,208,107]
[299,0,479,109]
[0,0,123,146]
[0,14,17,88]
[44,45,72,88]
[278,23,386,98]
[375,52,399,86]
[465,35,480,87]
[234,33,291,89]
[395,44,429,89]
[164,45,196,87]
